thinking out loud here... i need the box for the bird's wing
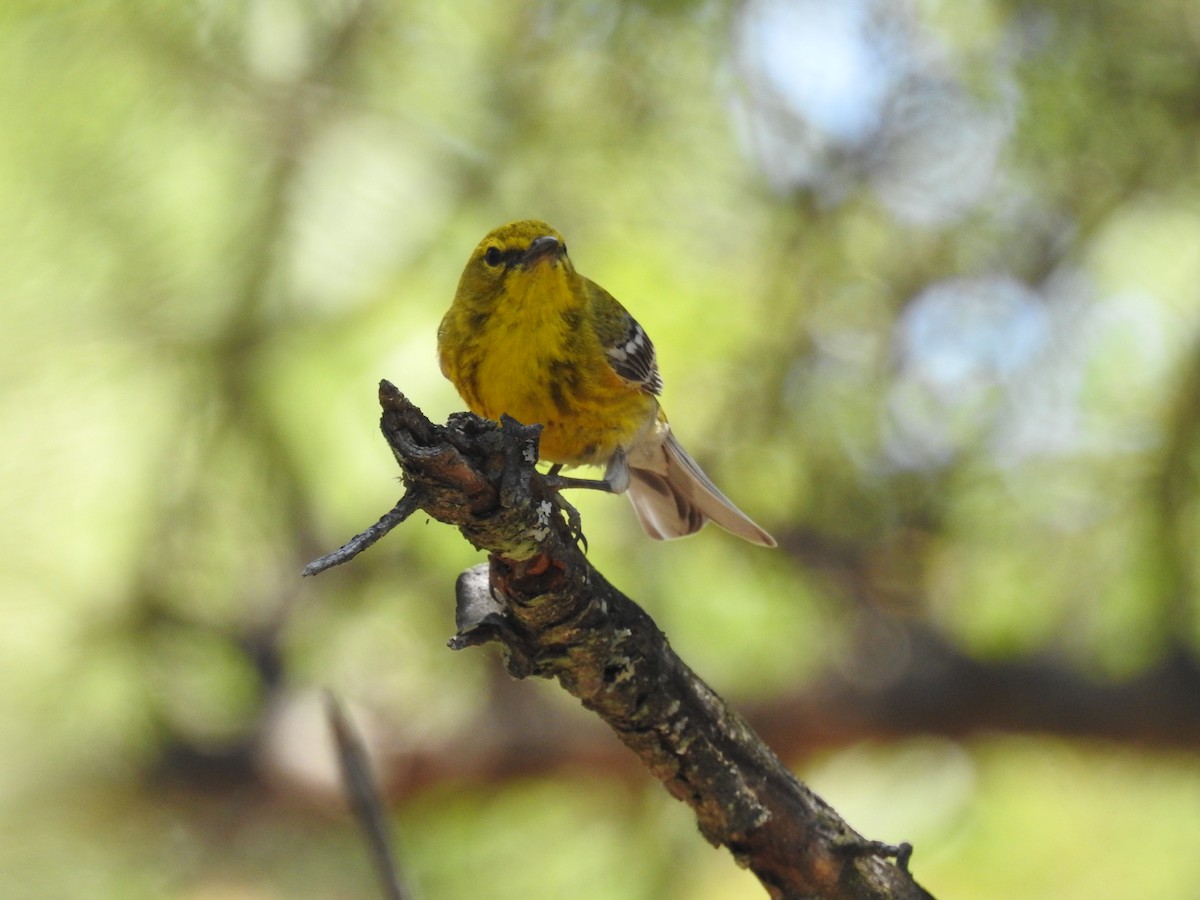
[587,280,663,396]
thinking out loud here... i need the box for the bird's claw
[550,490,588,552]
[543,465,601,552]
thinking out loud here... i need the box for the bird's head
[455,220,575,310]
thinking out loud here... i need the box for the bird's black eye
[484,246,503,267]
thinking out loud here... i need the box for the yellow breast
[440,271,655,467]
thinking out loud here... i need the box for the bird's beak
[521,235,563,268]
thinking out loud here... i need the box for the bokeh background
[5,1,1200,897]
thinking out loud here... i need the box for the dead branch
[326,692,411,900]
[309,380,934,900]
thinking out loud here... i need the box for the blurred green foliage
[4,0,1200,897]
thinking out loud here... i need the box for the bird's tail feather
[625,431,775,546]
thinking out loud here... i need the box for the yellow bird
[437,220,775,547]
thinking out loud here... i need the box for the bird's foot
[544,464,599,551]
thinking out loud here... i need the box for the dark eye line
[483,246,523,269]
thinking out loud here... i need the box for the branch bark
[325,381,933,900]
